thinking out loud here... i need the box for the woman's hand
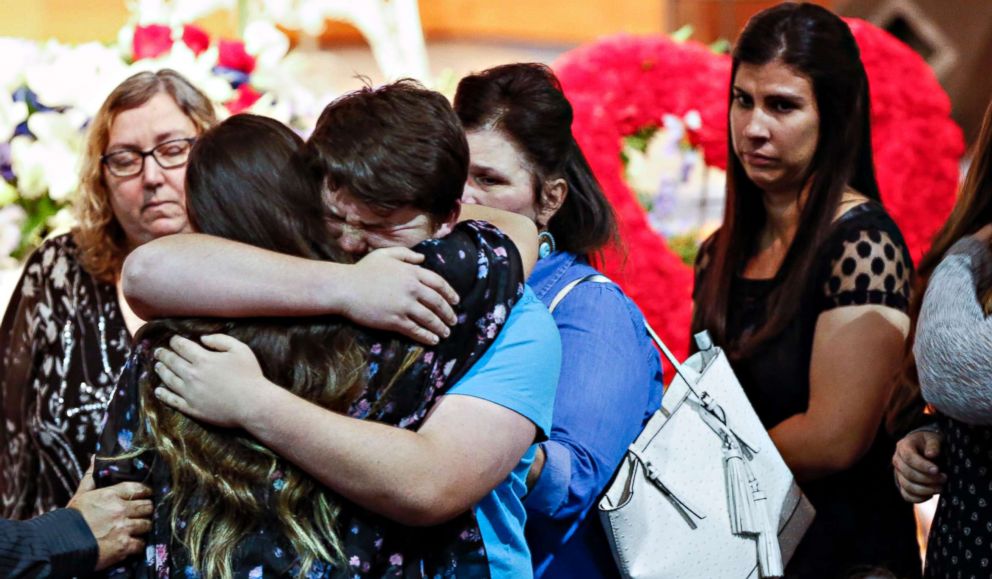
[152,334,274,428]
[892,429,945,503]
[342,247,459,345]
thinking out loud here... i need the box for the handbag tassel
[723,435,784,577]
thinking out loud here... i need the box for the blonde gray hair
[74,69,217,283]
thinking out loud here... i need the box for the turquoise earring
[538,231,556,259]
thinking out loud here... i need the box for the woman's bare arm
[769,305,910,481]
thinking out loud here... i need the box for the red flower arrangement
[181,24,211,56]
[218,39,257,74]
[130,22,265,118]
[554,19,964,358]
[132,24,174,60]
[226,84,263,114]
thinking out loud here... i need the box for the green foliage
[668,232,701,266]
[16,196,58,260]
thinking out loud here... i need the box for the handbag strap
[547,274,701,392]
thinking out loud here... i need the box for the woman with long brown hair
[892,97,992,577]
[691,3,919,576]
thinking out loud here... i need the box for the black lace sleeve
[820,206,913,313]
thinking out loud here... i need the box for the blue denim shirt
[524,251,664,578]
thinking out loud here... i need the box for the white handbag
[597,324,816,579]
[548,274,814,577]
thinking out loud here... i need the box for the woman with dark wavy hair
[93,113,529,577]
[453,62,664,579]
[691,3,919,576]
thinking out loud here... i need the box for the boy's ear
[435,201,461,238]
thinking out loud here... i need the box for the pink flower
[182,24,210,56]
[133,24,173,61]
[218,39,256,73]
[389,553,404,566]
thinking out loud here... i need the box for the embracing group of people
[1,2,990,579]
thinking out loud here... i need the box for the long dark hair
[692,2,880,354]
[887,98,992,433]
[127,115,415,577]
[454,63,617,258]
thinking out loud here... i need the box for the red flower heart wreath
[554,19,964,358]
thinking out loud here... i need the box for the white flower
[26,41,131,116]
[0,205,26,260]
[243,21,290,70]
[10,111,85,202]
[0,38,40,93]
[684,110,702,131]
[117,24,136,60]
[0,179,17,206]
[47,207,77,237]
[10,136,80,202]
[129,42,233,104]
[247,92,292,125]
[0,94,28,142]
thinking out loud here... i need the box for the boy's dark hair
[307,79,468,224]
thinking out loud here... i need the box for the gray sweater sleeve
[914,236,992,424]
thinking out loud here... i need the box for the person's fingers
[384,246,426,264]
[902,446,942,477]
[408,302,451,341]
[893,451,943,485]
[923,433,943,459]
[154,387,198,418]
[128,517,153,536]
[112,482,151,500]
[167,334,209,362]
[124,536,146,556]
[417,268,460,307]
[76,466,96,493]
[154,348,193,378]
[199,333,244,352]
[399,319,441,346]
[897,478,942,503]
[154,361,187,394]
[127,499,154,518]
[415,284,457,328]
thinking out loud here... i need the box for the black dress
[0,234,131,520]
[696,202,921,578]
[924,415,992,578]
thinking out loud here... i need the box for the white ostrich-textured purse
[597,326,815,579]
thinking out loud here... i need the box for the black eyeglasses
[101,137,196,178]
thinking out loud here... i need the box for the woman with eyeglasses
[0,69,216,520]
[0,69,458,521]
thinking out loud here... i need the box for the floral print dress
[0,234,131,520]
[94,221,524,578]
